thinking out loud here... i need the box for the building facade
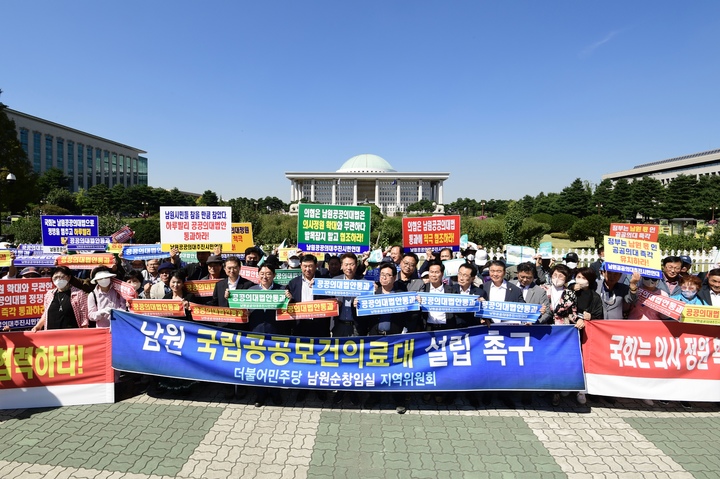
[603,148,720,185]
[285,154,450,216]
[7,108,148,192]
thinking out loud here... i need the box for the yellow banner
[106,243,124,254]
[231,223,254,254]
[604,236,661,271]
[0,250,11,268]
[682,305,720,325]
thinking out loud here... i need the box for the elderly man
[698,268,720,307]
[149,262,175,299]
[657,256,683,296]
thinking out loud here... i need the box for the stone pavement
[2,383,720,479]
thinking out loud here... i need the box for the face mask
[552,278,565,288]
[54,278,69,290]
[681,290,697,299]
[132,267,144,272]
[466,254,475,262]
[129,282,141,291]
[575,278,589,288]
[97,278,112,287]
[642,278,658,287]
[288,260,300,268]
[246,260,258,267]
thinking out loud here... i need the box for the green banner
[274,269,302,285]
[297,204,371,255]
[228,290,290,309]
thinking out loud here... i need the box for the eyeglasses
[379,273,395,278]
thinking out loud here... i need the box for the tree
[45,187,78,213]
[197,190,219,206]
[406,199,435,214]
[80,184,112,216]
[607,178,633,220]
[502,201,525,245]
[6,216,42,243]
[550,213,579,233]
[558,178,591,217]
[0,92,39,214]
[532,192,562,215]
[130,219,161,244]
[592,179,614,213]
[695,175,720,220]
[662,175,698,219]
[630,176,664,221]
[37,167,70,193]
[567,215,612,248]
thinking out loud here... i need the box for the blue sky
[3,1,720,204]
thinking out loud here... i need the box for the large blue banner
[111,310,585,391]
[41,215,99,252]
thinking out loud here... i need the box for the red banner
[609,223,659,242]
[583,320,720,401]
[111,225,134,243]
[277,300,340,321]
[56,253,115,270]
[188,303,248,323]
[0,328,113,409]
[240,266,259,284]
[0,278,53,328]
[112,278,137,301]
[636,288,685,320]
[402,216,461,252]
[128,299,186,317]
[185,279,220,297]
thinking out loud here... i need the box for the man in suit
[285,253,329,403]
[698,268,720,307]
[452,262,487,328]
[515,262,551,324]
[483,260,525,306]
[420,260,456,331]
[481,259,525,408]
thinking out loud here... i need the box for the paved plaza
[2,383,719,479]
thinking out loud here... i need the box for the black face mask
[246,260,258,267]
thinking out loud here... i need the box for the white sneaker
[643,399,654,406]
[576,392,587,405]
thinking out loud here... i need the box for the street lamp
[141,201,149,219]
[595,203,603,215]
[0,171,16,237]
[710,205,717,224]
[480,200,486,217]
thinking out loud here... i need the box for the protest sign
[188,303,248,323]
[402,216,461,254]
[231,223,254,254]
[111,310,586,392]
[185,279,221,297]
[504,245,536,266]
[476,301,542,323]
[610,223,660,242]
[604,236,662,279]
[160,206,232,252]
[56,253,115,270]
[682,305,720,325]
[312,278,375,297]
[128,299,186,317]
[228,290,289,309]
[356,293,420,317]
[298,204,371,255]
[276,300,339,320]
[41,215,99,253]
[0,328,113,409]
[417,293,479,313]
[584,319,720,401]
[0,278,53,330]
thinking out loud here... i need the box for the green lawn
[539,234,595,250]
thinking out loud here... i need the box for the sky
[3,1,720,204]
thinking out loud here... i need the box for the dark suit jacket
[420,282,458,327]
[451,283,486,327]
[210,277,243,308]
[697,285,714,306]
[482,280,525,303]
[247,283,287,334]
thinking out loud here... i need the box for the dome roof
[337,154,396,173]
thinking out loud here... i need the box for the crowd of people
[2,242,720,413]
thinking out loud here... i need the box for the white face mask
[97,278,112,287]
[288,260,300,268]
[53,278,69,290]
[681,290,697,299]
[552,277,565,288]
[642,278,659,288]
[575,278,589,288]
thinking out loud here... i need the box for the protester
[596,263,636,319]
[247,263,285,407]
[150,262,174,298]
[657,256,683,296]
[88,267,127,328]
[697,268,720,306]
[32,266,89,331]
[124,270,146,298]
[670,274,707,305]
[627,272,669,321]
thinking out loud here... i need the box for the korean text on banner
[111,310,586,392]
[0,328,113,409]
[603,235,662,279]
[231,223,254,254]
[476,301,542,323]
[312,278,375,297]
[635,288,685,320]
[228,290,290,309]
[402,215,461,254]
[56,253,115,270]
[0,278,53,330]
[356,293,420,317]
[417,293,479,313]
[0,250,11,267]
[610,223,660,242]
[160,206,232,252]
[276,300,339,320]
[297,204,372,255]
[128,299,186,317]
[41,215,99,254]
[188,303,248,323]
[121,244,167,261]
[682,305,720,325]
[185,279,221,297]
[583,319,720,401]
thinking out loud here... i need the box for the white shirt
[427,283,447,324]
[301,276,314,302]
[711,290,720,308]
[489,281,508,302]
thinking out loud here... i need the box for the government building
[285,154,450,216]
[6,108,148,192]
[603,148,720,185]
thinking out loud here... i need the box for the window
[56,138,64,171]
[45,135,53,170]
[77,144,84,189]
[67,141,74,189]
[19,128,28,155]
[32,132,41,173]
